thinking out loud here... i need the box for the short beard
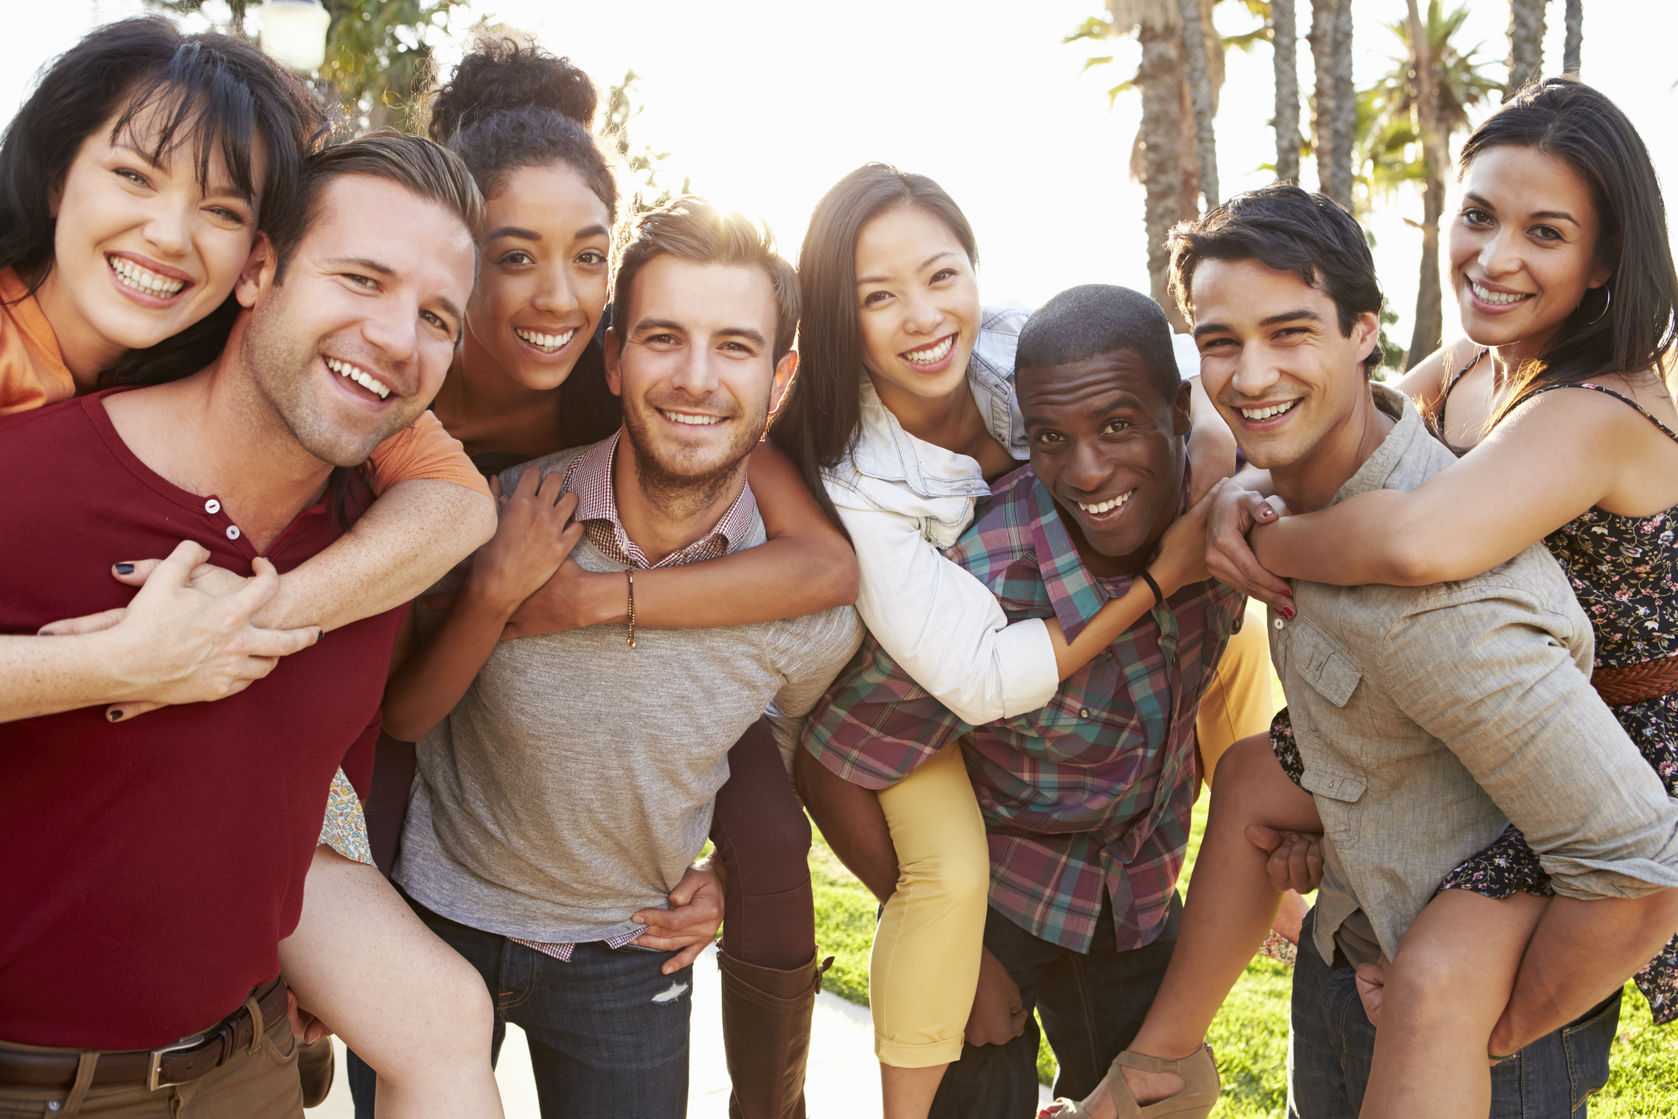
[620,405,759,522]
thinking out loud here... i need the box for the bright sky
[7,1,1675,358]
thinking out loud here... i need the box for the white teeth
[1077,490,1134,516]
[515,326,576,352]
[901,335,955,366]
[1240,401,1298,420]
[325,356,390,400]
[1469,280,1530,306]
[660,410,723,426]
[109,257,185,297]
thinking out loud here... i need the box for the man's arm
[1379,587,1678,898]
[1378,586,1678,1050]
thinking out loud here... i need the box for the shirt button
[225,525,241,541]
[204,498,221,515]
[1078,707,1091,719]
[1273,617,1286,630]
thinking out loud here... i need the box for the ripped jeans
[349,891,692,1119]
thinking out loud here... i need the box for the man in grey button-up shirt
[1169,185,1678,1118]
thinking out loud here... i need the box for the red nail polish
[1281,605,1296,620]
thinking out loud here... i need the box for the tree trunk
[1178,0,1218,208]
[1272,0,1301,183]
[1330,0,1355,209]
[1406,0,1446,369]
[1309,0,1354,209]
[1138,28,1190,330]
[1505,0,1546,97]
[1563,0,1582,75]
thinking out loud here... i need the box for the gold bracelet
[625,568,637,650]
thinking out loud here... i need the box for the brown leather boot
[718,950,832,1119]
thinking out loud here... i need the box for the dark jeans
[349,894,692,1119]
[929,893,1183,1119]
[1288,907,1621,1119]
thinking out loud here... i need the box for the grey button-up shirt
[1274,385,1678,967]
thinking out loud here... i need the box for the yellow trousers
[871,740,991,1067]
[1194,599,1278,784]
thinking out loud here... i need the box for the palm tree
[1179,0,1220,205]
[1273,0,1302,182]
[1068,2,1266,326]
[1563,0,1583,75]
[1365,0,1500,367]
[1310,0,1356,209]
[1505,0,1546,97]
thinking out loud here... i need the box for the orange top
[0,268,485,496]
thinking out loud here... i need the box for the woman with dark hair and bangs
[0,18,509,1119]
[359,38,857,1119]
[1045,77,1678,1119]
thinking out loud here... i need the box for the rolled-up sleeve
[839,502,1058,725]
[1377,585,1678,899]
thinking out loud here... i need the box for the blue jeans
[929,894,1183,1119]
[1288,907,1620,1119]
[348,892,692,1119]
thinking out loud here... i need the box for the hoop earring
[1585,285,1612,325]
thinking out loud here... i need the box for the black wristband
[1139,569,1166,608]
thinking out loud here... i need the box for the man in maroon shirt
[0,134,479,1117]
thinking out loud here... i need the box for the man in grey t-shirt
[385,200,860,1119]
[1172,185,1678,1118]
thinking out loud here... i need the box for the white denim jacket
[823,305,1204,726]
[821,305,1051,725]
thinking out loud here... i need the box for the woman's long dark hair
[432,38,621,446]
[770,164,979,529]
[0,18,331,388]
[1467,77,1678,426]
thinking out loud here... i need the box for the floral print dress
[1272,377,1678,1024]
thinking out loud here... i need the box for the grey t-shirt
[394,442,862,943]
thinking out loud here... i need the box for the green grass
[808,796,1678,1116]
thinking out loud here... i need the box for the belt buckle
[146,1035,206,1092]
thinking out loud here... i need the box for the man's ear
[234,233,279,309]
[1352,310,1380,366]
[603,328,624,397]
[1172,378,1194,438]
[766,350,799,428]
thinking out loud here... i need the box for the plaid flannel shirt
[803,464,1242,953]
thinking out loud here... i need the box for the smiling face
[463,162,612,393]
[36,100,265,382]
[852,204,981,412]
[1191,257,1379,488]
[1020,349,1190,574]
[606,254,796,501]
[1448,144,1611,366]
[235,173,476,468]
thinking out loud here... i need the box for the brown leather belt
[1592,652,1678,708]
[0,976,289,1092]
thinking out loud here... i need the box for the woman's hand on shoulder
[463,470,583,620]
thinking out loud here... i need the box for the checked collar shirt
[803,463,1242,952]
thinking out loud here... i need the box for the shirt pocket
[1299,765,1367,848]
[1290,617,1362,708]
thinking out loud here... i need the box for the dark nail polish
[1281,605,1297,620]
[108,710,124,722]
[114,562,135,575]
[38,630,53,636]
